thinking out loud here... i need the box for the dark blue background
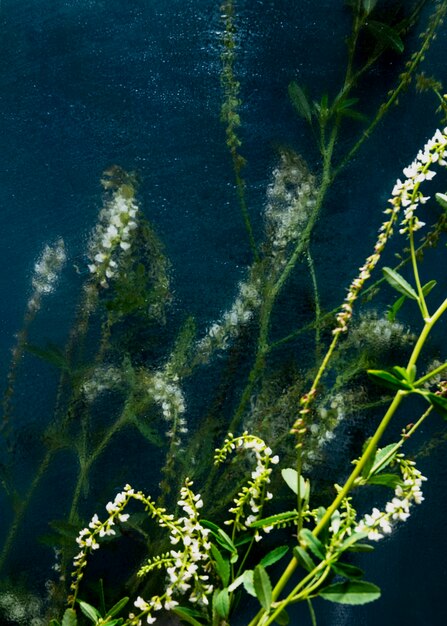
[0,1,446,624]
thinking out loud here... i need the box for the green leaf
[213,589,230,620]
[274,609,290,625]
[435,192,447,211]
[336,97,359,110]
[201,520,237,557]
[62,609,77,626]
[366,473,402,489]
[367,369,413,391]
[260,546,289,568]
[253,564,272,610]
[250,510,299,528]
[339,531,368,552]
[288,82,312,122]
[345,543,374,553]
[366,20,404,53]
[25,342,71,371]
[426,393,447,419]
[371,443,399,474]
[386,294,406,322]
[242,570,257,597]
[362,0,378,14]
[338,108,368,122]
[299,529,325,560]
[422,280,437,297]
[281,469,309,501]
[320,580,381,605]
[78,601,101,623]
[331,561,364,579]
[105,597,129,619]
[293,546,316,572]
[382,267,418,300]
[49,620,62,626]
[173,606,205,626]
[211,544,230,587]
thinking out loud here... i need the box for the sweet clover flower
[265,149,318,273]
[335,126,447,334]
[215,433,279,538]
[355,456,426,541]
[28,238,66,312]
[196,273,262,359]
[87,184,139,288]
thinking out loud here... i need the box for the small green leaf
[201,521,237,557]
[386,294,406,322]
[173,606,205,626]
[211,544,230,587]
[62,609,77,626]
[366,473,402,489]
[49,620,62,626]
[250,510,299,528]
[422,280,437,297]
[289,82,312,122]
[320,580,381,605]
[435,192,447,210]
[426,393,447,419]
[260,546,289,568]
[281,469,310,502]
[213,589,230,619]
[253,564,272,610]
[299,528,325,560]
[242,570,257,597]
[105,597,129,619]
[366,20,404,53]
[346,543,375,553]
[339,531,368,552]
[367,369,413,391]
[362,0,378,14]
[382,267,418,300]
[336,97,359,110]
[331,561,364,579]
[274,609,290,625]
[371,443,399,474]
[293,546,316,572]
[78,601,101,623]
[338,108,368,122]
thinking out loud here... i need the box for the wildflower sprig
[87,181,139,289]
[355,455,426,541]
[69,481,214,625]
[215,433,279,537]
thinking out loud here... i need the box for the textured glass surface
[0,1,446,625]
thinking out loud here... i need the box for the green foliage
[320,581,381,605]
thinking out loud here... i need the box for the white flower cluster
[355,456,426,541]
[393,128,447,235]
[87,186,139,288]
[335,126,447,334]
[70,484,177,616]
[265,150,318,270]
[28,238,66,311]
[196,276,262,359]
[135,480,213,624]
[82,366,123,402]
[215,433,279,538]
[145,368,187,442]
